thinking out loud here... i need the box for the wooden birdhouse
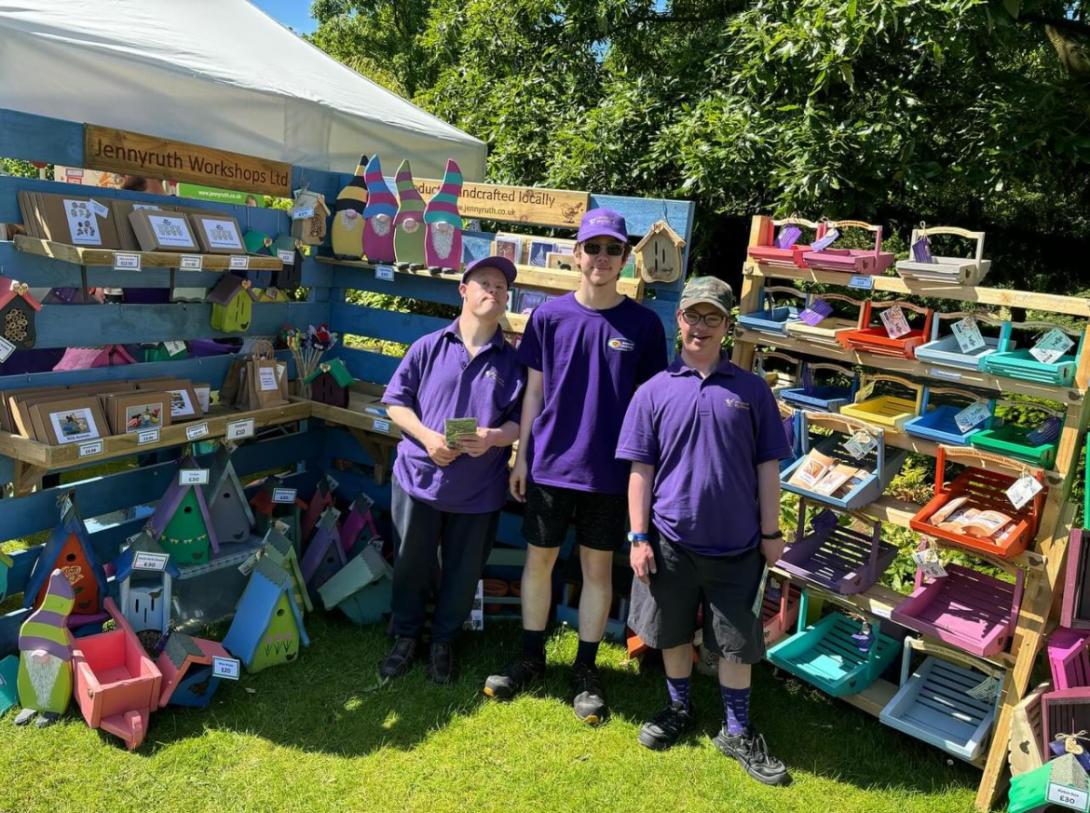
[202,448,255,545]
[271,234,303,290]
[222,557,309,673]
[301,475,337,541]
[290,189,330,246]
[147,474,220,566]
[24,495,107,623]
[208,275,255,333]
[339,494,380,555]
[634,220,686,284]
[156,632,231,709]
[0,549,12,603]
[304,358,354,408]
[300,506,345,593]
[142,340,187,363]
[0,279,41,349]
[113,529,180,636]
[249,475,304,539]
[317,545,393,626]
[259,523,312,613]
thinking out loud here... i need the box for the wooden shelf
[14,235,284,271]
[303,397,402,440]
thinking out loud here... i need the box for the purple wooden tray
[1048,627,1090,690]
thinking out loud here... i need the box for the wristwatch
[761,530,784,540]
[627,531,650,545]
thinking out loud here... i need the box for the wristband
[627,531,650,544]
[761,530,784,540]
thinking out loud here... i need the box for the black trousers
[390,478,500,642]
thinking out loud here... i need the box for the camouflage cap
[679,276,734,315]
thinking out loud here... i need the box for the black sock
[522,629,546,662]
[575,638,600,668]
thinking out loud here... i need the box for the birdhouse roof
[113,528,181,582]
[261,525,294,560]
[147,473,221,554]
[303,357,354,387]
[299,506,346,584]
[201,449,256,527]
[260,524,313,613]
[222,557,309,664]
[24,498,106,609]
[317,545,391,609]
[0,279,41,312]
[0,550,12,568]
[158,632,231,707]
[163,631,205,669]
[633,220,686,253]
[206,274,255,306]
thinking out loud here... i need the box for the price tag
[0,336,16,363]
[950,317,986,353]
[238,554,257,576]
[326,474,340,491]
[879,305,911,339]
[113,252,142,271]
[911,235,933,263]
[185,422,209,440]
[848,274,873,290]
[966,675,1001,701]
[163,340,186,356]
[277,249,296,265]
[375,265,395,282]
[1007,475,1044,510]
[88,198,110,218]
[291,205,315,220]
[178,254,203,271]
[856,379,876,402]
[1047,782,1090,812]
[774,225,802,249]
[954,401,991,433]
[137,428,160,445]
[226,418,255,440]
[272,487,298,504]
[229,255,250,270]
[133,551,170,572]
[212,656,241,680]
[258,367,278,392]
[78,440,103,457]
[372,419,391,434]
[179,468,210,486]
[911,547,948,579]
[809,228,840,251]
[1030,328,1075,364]
[798,297,833,327]
[843,429,877,460]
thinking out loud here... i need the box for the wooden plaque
[416,179,589,229]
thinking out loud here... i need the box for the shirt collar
[667,352,737,378]
[443,319,505,351]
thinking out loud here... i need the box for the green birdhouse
[208,275,255,333]
[147,476,220,565]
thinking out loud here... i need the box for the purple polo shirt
[385,321,525,513]
[518,293,667,494]
[616,354,791,555]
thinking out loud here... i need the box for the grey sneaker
[713,725,790,786]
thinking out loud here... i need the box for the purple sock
[666,676,691,709]
[721,685,750,735]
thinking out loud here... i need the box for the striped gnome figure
[423,159,464,271]
[362,155,398,264]
[15,569,74,727]
[330,155,368,259]
[393,160,427,267]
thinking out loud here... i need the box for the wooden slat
[15,235,284,271]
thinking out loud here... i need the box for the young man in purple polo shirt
[483,208,667,724]
[380,256,526,684]
[617,276,792,785]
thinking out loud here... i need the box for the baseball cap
[462,255,517,286]
[679,276,734,315]
[577,208,628,244]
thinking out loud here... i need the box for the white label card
[149,215,194,248]
[179,254,203,271]
[272,487,297,504]
[113,252,142,271]
[950,317,986,353]
[375,265,395,282]
[179,468,210,486]
[848,274,873,290]
[929,367,962,381]
[212,656,241,680]
[911,547,948,579]
[226,419,255,440]
[1007,475,1044,510]
[88,199,109,218]
[0,336,16,363]
[966,675,1001,701]
[258,367,278,392]
[163,340,186,356]
[843,429,877,460]
[229,255,250,270]
[954,401,991,433]
[277,249,296,265]
[326,475,339,491]
[133,551,170,572]
[292,206,315,220]
[372,419,391,434]
[65,199,103,246]
[137,428,160,445]
[1047,783,1090,812]
[78,440,103,457]
[1030,328,1075,365]
[186,422,209,440]
[879,305,912,339]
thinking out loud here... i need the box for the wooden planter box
[894,226,990,286]
[1048,627,1090,691]
[838,373,923,431]
[737,286,805,335]
[747,216,826,270]
[779,362,857,413]
[903,387,993,447]
[980,320,1083,387]
[836,300,933,359]
[785,293,863,349]
[914,311,1009,371]
[802,219,894,275]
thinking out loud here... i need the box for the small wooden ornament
[393,160,426,266]
[17,569,74,719]
[0,279,41,348]
[330,155,368,259]
[634,220,686,284]
[423,159,463,270]
[362,155,397,263]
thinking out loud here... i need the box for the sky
[251,0,317,35]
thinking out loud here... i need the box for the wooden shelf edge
[13,235,283,271]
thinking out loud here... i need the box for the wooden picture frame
[103,391,172,435]
[546,252,577,272]
[135,378,202,422]
[189,213,246,254]
[29,397,109,446]
[128,209,200,252]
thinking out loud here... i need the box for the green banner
[176,183,265,207]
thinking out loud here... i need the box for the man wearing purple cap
[484,208,667,724]
[617,276,791,786]
[380,256,525,684]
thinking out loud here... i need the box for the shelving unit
[15,235,285,271]
[734,215,1090,811]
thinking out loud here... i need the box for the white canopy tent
[0,0,487,180]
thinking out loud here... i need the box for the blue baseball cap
[462,255,517,285]
[577,208,628,244]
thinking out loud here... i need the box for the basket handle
[938,444,1044,478]
[858,372,922,395]
[936,310,1006,327]
[762,286,808,301]
[909,226,986,270]
[904,636,1005,679]
[1011,320,1084,338]
[830,219,880,232]
[925,386,986,404]
[869,299,931,316]
[756,349,801,369]
[805,362,855,378]
[803,409,884,438]
[772,216,823,230]
[814,293,866,308]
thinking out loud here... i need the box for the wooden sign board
[84,125,292,198]
[415,179,588,229]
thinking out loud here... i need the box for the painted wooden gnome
[393,160,427,267]
[330,155,368,259]
[362,155,397,263]
[15,569,74,727]
[423,159,464,271]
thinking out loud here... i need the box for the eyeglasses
[581,242,626,256]
[681,310,726,328]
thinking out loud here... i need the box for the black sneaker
[638,701,694,750]
[571,662,608,725]
[483,657,545,700]
[427,640,455,685]
[713,724,790,786]
[379,637,419,679]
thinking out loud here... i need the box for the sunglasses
[681,310,726,328]
[581,243,626,256]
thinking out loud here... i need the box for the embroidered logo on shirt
[724,398,751,410]
[607,338,635,351]
[483,368,506,387]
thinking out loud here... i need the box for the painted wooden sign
[414,178,588,228]
[84,124,292,198]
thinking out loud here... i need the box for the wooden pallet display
[731,214,1090,811]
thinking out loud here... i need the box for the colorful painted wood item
[0,279,41,348]
[737,286,805,335]
[114,528,180,636]
[300,506,346,592]
[423,159,464,270]
[156,632,231,709]
[0,655,18,716]
[634,220,686,284]
[259,524,312,613]
[761,577,801,646]
[271,234,303,289]
[70,597,162,750]
[1009,682,1050,776]
[301,476,336,541]
[1008,753,1089,813]
[838,373,923,431]
[969,401,1062,469]
[304,358,354,408]
[249,475,304,538]
[1048,628,1090,691]
[53,343,136,371]
[903,387,993,446]
[835,300,933,359]
[0,549,12,603]
[802,219,894,275]
[15,570,73,727]
[754,349,801,395]
[201,448,255,545]
[330,154,368,259]
[339,494,380,555]
[317,545,393,625]
[222,557,309,673]
[393,160,427,267]
[290,189,329,246]
[785,292,863,349]
[748,216,826,269]
[207,275,255,333]
[1041,688,1090,761]
[980,320,1084,387]
[23,496,107,624]
[361,155,398,263]
[1062,528,1090,630]
[779,362,857,413]
[914,311,1009,371]
[147,472,221,565]
[895,226,990,286]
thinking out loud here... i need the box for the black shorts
[523,482,627,552]
[628,531,766,664]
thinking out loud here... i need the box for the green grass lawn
[1,616,983,813]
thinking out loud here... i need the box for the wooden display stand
[732,214,1090,810]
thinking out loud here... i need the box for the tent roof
[0,0,486,180]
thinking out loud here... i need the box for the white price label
[375,265,395,282]
[88,198,109,218]
[229,255,250,270]
[911,547,948,579]
[226,419,255,440]
[966,675,1001,701]
[291,206,315,220]
[1048,783,1090,812]
[178,254,203,271]
[879,305,912,339]
[78,440,103,457]
[843,430,877,460]
[179,468,210,486]
[1030,328,1075,365]
[277,249,296,265]
[1007,475,1043,510]
[372,419,391,434]
[848,274,874,290]
[212,656,241,680]
[950,317,986,354]
[0,336,16,362]
[133,551,170,572]
[238,554,257,576]
[258,367,278,392]
[113,252,141,271]
[185,422,209,440]
[272,487,298,504]
[137,428,160,445]
[163,340,186,356]
[326,474,339,491]
[954,401,991,433]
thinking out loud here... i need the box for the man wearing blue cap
[380,256,526,684]
[484,209,667,724]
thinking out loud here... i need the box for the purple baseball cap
[462,255,517,285]
[577,208,628,244]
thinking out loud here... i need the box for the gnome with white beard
[423,159,464,272]
[362,155,398,263]
[393,160,427,267]
[15,569,74,727]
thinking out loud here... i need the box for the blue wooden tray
[779,362,857,413]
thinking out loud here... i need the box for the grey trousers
[390,478,500,642]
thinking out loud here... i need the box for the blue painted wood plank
[331,268,463,306]
[0,353,247,392]
[330,301,450,344]
[333,346,402,384]
[0,109,84,168]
